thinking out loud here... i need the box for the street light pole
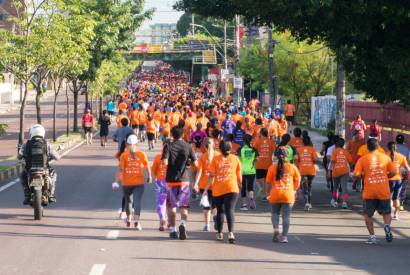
[224,20,228,70]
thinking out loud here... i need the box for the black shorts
[285,116,294,122]
[108,111,114,116]
[256,169,267,179]
[138,125,146,131]
[147,132,155,141]
[363,199,391,217]
[199,189,215,210]
[241,174,255,197]
[84,127,92,133]
[132,125,138,129]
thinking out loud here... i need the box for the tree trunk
[335,63,346,138]
[65,82,70,136]
[99,96,103,119]
[35,88,42,124]
[72,80,79,132]
[52,92,57,142]
[18,81,29,146]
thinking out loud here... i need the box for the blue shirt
[107,101,115,112]
[233,128,245,146]
[222,119,235,136]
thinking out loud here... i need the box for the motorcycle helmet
[29,124,45,139]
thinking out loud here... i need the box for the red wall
[345,101,410,147]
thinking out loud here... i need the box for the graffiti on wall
[311,96,336,130]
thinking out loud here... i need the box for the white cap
[127,135,138,145]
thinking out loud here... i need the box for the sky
[141,0,184,30]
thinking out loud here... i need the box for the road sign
[234,77,243,89]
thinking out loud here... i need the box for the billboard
[311,95,336,130]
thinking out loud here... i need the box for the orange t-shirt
[162,122,170,137]
[116,114,129,128]
[388,152,409,181]
[197,117,209,130]
[253,137,276,170]
[119,102,127,112]
[208,154,241,197]
[266,163,301,204]
[278,120,288,137]
[331,148,353,177]
[285,104,295,116]
[346,139,365,162]
[268,120,279,138]
[130,110,139,126]
[146,120,156,133]
[136,111,147,125]
[353,151,396,200]
[296,146,317,176]
[151,154,167,181]
[197,152,220,190]
[119,150,149,186]
[289,137,303,150]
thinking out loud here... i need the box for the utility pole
[234,15,241,104]
[335,63,346,138]
[191,14,195,35]
[224,20,228,70]
[268,27,277,108]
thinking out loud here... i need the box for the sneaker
[159,220,167,231]
[304,203,312,211]
[125,220,131,228]
[240,205,248,211]
[280,236,289,243]
[342,202,348,209]
[262,197,268,202]
[384,225,393,242]
[179,224,187,240]
[48,196,56,203]
[272,231,279,243]
[365,235,377,244]
[120,212,127,220]
[330,198,337,208]
[228,232,235,244]
[399,205,404,211]
[216,233,224,241]
[250,199,256,209]
[135,222,142,231]
[169,231,178,239]
[203,224,210,232]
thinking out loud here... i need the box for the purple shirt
[221,119,236,136]
[191,130,207,144]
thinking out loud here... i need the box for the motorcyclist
[18,124,60,205]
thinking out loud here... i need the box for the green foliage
[0,123,7,137]
[177,12,234,39]
[238,31,334,118]
[175,0,410,107]
[173,33,221,46]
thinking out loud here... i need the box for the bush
[0,123,7,137]
[326,118,335,136]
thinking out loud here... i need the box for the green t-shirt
[239,145,257,175]
[286,145,295,163]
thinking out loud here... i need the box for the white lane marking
[294,236,305,244]
[89,264,106,275]
[106,230,119,240]
[0,179,19,193]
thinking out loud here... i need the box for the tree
[0,0,50,145]
[177,12,233,39]
[175,0,410,107]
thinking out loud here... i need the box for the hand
[194,184,199,193]
[147,176,152,184]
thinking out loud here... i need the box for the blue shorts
[138,125,146,131]
[389,180,402,200]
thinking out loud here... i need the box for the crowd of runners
[104,62,410,245]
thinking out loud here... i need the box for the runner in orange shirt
[329,138,353,209]
[253,128,276,200]
[205,140,241,243]
[353,138,396,244]
[296,136,318,211]
[194,138,219,231]
[115,135,151,230]
[116,110,130,129]
[151,150,168,231]
[266,146,301,243]
[386,142,410,220]
[277,115,288,139]
[136,107,147,142]
[146,115,156,150]
[289,127,304,150]
[284,100,296,128]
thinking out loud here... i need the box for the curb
[0,134,84,185]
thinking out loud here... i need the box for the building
[0,0,17,31]
[149,23,177,45]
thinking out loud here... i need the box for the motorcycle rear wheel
[33,189,43,220]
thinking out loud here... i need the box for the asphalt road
[1,135,410,275]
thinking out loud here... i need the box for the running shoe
[216,233,223,241]
[384,225,393,242]
[250,199,256,210]
[399,205,404,211]
[135,222,142,231]
[365,235,377,244]
[272,231,279,243]
[228,232,235,244]
[342,202,348,209]
[280,236,288,243]
[179,224,187,240]
[262,197,268,202]
[125,220,131,228]
[240,205,248,211]
[330,198,337,208]
[169,231,178,239]
[159,220,167,231]
[203,224,210,232]
[120,212,127,220]
[304,203,312,211]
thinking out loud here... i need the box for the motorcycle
[28,168,55,220]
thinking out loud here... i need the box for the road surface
[1,133,410,275]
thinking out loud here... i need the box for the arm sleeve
[293,165,301,190]
[161,143,170,161]
[353,159,363,176]
[47,143,60,160]
[17,144,26,160]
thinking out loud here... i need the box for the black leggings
[241,174,255,198]
[213,193,238,233]
[302,175,314,204]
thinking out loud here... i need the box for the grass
[0,166,9,171]
[52,132,82,144]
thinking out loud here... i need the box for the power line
[276,44,327,55]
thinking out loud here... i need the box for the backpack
[25,137,48,171]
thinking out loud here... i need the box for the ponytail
[220,140,232,157]
[204,138,214,162]
[387,141,396,161]
[276,157,285,181]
